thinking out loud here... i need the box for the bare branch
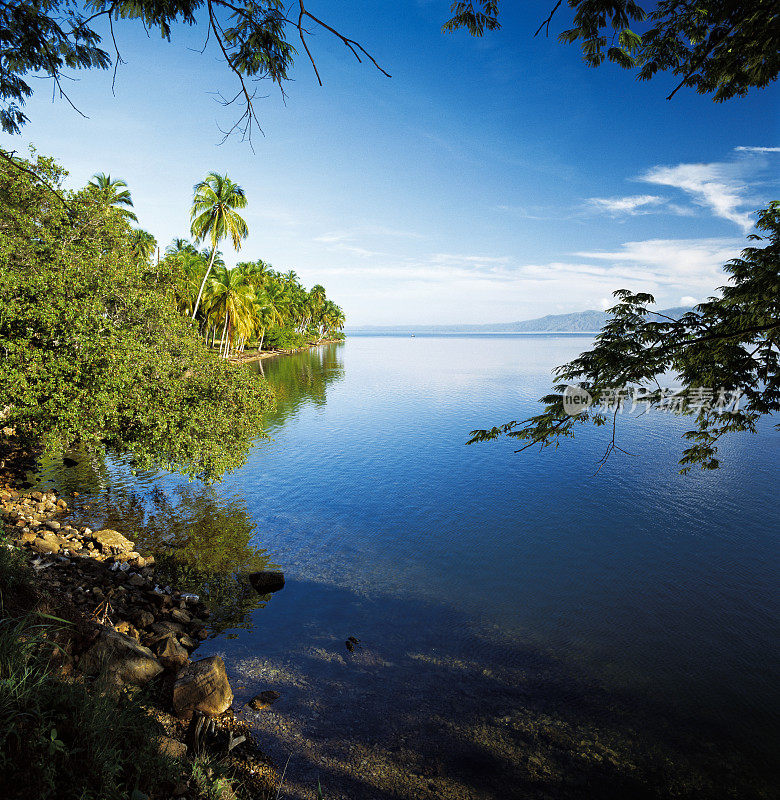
[534,1,563,38]
[296,2,391,82]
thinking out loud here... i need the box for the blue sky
[10,1,780,325]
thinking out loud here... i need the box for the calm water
[34,335,779,799]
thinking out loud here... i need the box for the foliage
[263,326,307,351]
[87,172,138,222]
[164,253,346,357]
[468,204,780,471]
[0,0,388,141]
[0,151,274,480]
[444,0,780,101]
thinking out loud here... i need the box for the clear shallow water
[33,335,779,798]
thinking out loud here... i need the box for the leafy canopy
[444,0,780,101]
[0,150,274,480]
[3,1,776,144]
[0,0,389,141]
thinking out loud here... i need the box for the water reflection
[58,482,274,633]
[253,343,345,429]
[29,344,346,634]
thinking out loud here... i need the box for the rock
[114,621,140,641]
[178,633,197,649]
[32,537,59,555]
[150,620,184,638]
[156,636,189,669]
[128,573,147,588]
[92,529,135,554]
[158,736,188,760]
[248,690,280,710]
[134,610,155,629]
[170,607,191,624]
[172,656,233,717]
[44,520,61,531]
[30,491,43,501]
[247,570,285,594]
[80,628,163,687]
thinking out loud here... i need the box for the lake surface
[34,335,779,799]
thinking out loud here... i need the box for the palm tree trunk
[219,312,229,357]
[259,328,265,352]
[192,246,218,320]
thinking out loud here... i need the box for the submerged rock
[247,570,285,594]
[173,656,233,717]
[248,690,280,710]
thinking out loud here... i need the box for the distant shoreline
[345,330,599,336]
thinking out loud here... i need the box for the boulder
[92,529,135,554]
[134,610,155,629]
[80,628,163,687]
[172,656,233,717]
[32,537,59,555]
[247,570,285,594]
[170,607,191,624]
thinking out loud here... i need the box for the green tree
[87,172,138,222]
[189,172,249,319]
[0,151,274,479]
[201,265,258,358]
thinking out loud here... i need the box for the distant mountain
[347,307,692,334]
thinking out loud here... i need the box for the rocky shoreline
[1,481,279,799]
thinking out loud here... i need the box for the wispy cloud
[640,162,753,231]
[318,237,742,324]
[734,146,780,154]
[586,194,667,216]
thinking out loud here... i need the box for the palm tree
[129,229,157,264]
[88,172,138,222]
[166,238,198,256]
[202,266,257,358]
[189,172,249,319]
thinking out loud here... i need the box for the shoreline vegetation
[0,152,343,797]
[0,448,286,799]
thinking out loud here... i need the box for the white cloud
[314,236,743,324]
[680,296,698,306]
[734,146,780,154]
[640,162,754,231]
[586,194,667,215]
[574,237,742,287]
